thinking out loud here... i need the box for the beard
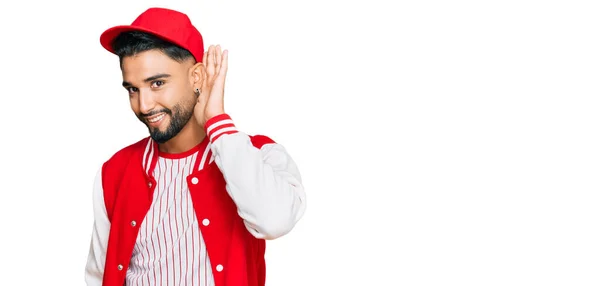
[137,98,195,144]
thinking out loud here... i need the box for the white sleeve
[84,167,110,285]
[205,114,307,240]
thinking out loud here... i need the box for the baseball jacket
[84,114,307,286]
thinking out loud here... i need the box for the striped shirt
[125,140,215,286]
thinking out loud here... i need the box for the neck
[157,118,205,154]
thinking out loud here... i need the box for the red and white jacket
[84,114,307,286]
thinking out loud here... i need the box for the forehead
[121,50,187,81]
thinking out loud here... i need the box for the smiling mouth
[146,113,166,124]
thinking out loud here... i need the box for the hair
[111,31,195,65]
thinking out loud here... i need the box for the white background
[1,0,599,285]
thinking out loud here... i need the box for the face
[121,50,199,144]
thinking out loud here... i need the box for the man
[84,7,306,286]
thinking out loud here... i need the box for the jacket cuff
[204,113,239,143]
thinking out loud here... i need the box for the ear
[189,62,205,89]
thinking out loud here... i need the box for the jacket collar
[141,136,214,178]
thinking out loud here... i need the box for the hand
[195,45,228,127]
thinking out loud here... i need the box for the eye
[127,87,138,94]
[151,80,164,88]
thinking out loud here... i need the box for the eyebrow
[122,73,172,87]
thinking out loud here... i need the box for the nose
[138,89,156,115]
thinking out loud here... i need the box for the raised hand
[195,44,228,127]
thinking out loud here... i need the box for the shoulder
[249,134,277,149]
[101,137,150,186]
[103,137,150,167]
[206,113,277,149]
[99,137,150,219]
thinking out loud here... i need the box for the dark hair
[111,31,195,65]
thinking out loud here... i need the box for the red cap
[100,7,204,62]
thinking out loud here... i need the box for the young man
[84,7,306,286]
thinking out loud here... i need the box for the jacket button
[202,219,210,226]
[117,264,123,271]
[216,264,223,272]
[191,177,199,184]
[148,182,152,188]
[131,221,137,227]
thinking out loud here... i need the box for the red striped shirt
[126,142,215,286]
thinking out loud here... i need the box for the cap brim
[99,25,189,56]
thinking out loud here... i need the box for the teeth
[148,114,165,123]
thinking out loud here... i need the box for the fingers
[206,45,215,76]
[215,45,222,75]
[218,50,228,80]
[203,45,227,82]
[213,45,218,65]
